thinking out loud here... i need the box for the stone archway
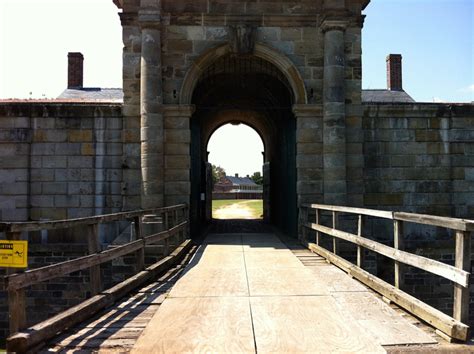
[179,43,308,106]
[185,46,300,236]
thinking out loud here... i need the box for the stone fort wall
[0,100,474,340]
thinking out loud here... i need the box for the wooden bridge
[2,204,474,352]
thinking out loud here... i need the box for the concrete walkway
[132,233,436,353]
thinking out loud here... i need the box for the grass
[241,200,264,217]
[211,199,238,213]
[212,199,263,219]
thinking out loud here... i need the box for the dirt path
[213,201,257,219]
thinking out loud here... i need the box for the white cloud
[432,97,447,103]
[459,84,474,93]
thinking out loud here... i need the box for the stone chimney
[68,52,84,89]
[235,173,239,178]
[386,54,403,91]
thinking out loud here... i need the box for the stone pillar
[163,105,195,207]
[322,20,347,205]
[139,4,163,209]
[293,104,324,206]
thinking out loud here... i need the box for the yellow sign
[0,240,28,268]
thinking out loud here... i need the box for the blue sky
[0,0,472,176]
[0,0,472,102]
[362,0,473,102]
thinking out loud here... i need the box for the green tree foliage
[251,171,263,185]
[212,164,226,184]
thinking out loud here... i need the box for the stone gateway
[0,0,474,342]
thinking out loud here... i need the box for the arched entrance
[207,123,265,220]
[184,44,305,237]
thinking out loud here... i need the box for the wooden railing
[1,204,191,352]
[300,203,473,341]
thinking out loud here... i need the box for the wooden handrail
[302,203,394,219]
[302,203,474,231]
[0,204,186,233]
[305,222,469,287]
[300,204,472,341]
[4,204,190,353]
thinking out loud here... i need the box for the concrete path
[132,233,436,353]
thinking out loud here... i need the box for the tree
[250,171,263,185]
[211,164,226,184]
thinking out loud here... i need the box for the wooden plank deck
[43,233,474,353]
[131,233,437,353]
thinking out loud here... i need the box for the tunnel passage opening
[207,122,265,221]
[189,53,297,236]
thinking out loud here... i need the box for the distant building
[213,174,263,200]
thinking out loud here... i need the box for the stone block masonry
[0,103,123,225]
[362,103,474,219]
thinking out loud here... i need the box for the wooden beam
[303,204,393,220]
[394,212,474,232]
[87,224,101,296]
[144,222,187,246]
[453,231,471,324]
[332,211,338,255]
[7,294,113,353]
[134,216,145,271]
[315,209,320,245]
[394,220,404,289]
[357,214,364,268]
[164,211,170,256]
[6,240,144,291]
[305,223,469,287]
[306,242,469,341]
[0,205,187,233]
[6,231,26,335]
[301,207,308,243]
[6,239,194,353]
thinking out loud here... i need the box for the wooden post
[316,209,320,245]
[6,231,26,335]
[163,211,170,256]
[134,216,145,271]
[87,224,101,296]
[301,207,308,243]
[332,211,338,254]
[394,220,404,289]
[357,214,364,268]
[174,209,180,242]
[453,230,471,324]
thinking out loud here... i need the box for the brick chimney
[68,52,84,89]
[386,54,403,91]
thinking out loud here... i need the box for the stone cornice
[162,104,196,118]
[138,9,161,28]
[320,20,348,33]
[120,12,138,26]
[292,104,324,117]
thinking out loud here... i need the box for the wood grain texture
[307,242,468,341]
[333,292,437,346]
[132,297,255,354]
[169,267,249,297]
[247,266,329,296]
[250,296,385,353]
[187,249,246,269]
[244,251,303,268]
[307,265,368,293]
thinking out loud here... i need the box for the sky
[207,124,264,177]
[0,0,472,176]
[362,0,473,103]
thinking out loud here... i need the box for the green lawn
[211,199,238,213]
[212,199,263,218]
[241,200,264,217]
